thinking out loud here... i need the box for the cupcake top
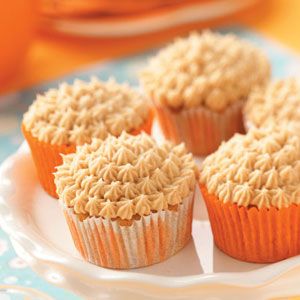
[23,77,150,145]
[55,132,198,220]
[200,127,300,209]
[245,78,300,132]
[140,31,270,112]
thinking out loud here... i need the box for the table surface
[1,25,300,299]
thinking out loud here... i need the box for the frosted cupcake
[55,132,198,269]
[140,31,270,156]
[22,77,153,198]
[200,126,300,263]
[244,78,300,134]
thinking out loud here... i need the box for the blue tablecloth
[0,26,299,299]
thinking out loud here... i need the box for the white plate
[45,0,259,37]
[1,142,300,299]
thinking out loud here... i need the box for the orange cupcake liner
[130,107,154,135]
[154,101,244,156]
[61,190,195,269]
[22,124,76,198]
[200,184,300,263]
[22,113,154,198]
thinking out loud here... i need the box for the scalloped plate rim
[0,143,300,291]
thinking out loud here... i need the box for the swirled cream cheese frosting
[23,77,150,145]
[245,78,300,133]
[200,127,300,209]
[55,132,199,220]
[140,31,270,111]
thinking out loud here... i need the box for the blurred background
[0,0,279,94]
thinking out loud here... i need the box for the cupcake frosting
[23,77,150,145]
[55,132,198,220]
[245,78,300,132]
[140,31,270,111]
[200,127,300,209]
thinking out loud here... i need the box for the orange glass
[38,0,265,37]
[0,0,37,83]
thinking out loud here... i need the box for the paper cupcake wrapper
[131,107,154,135]
[154,101,244,156]
[200,184,300,263]
[22,124,76,198]
[22,115,153,198]
[61,191,195,269]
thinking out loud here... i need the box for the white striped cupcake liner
[60,188,195,269]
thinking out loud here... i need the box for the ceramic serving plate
[1,127,300,299]
[45,0,259,37]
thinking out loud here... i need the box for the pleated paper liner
[22,124,76,198]
[22,113,154,199]
[200,184,300,263]
[154,100,244,156]
[130,107,154,135]
[61,190,195,269]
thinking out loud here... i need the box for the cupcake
[244,78,300,134]
[140,31,270,156]
[54,132,198,269]
[200,126,300,263]
[22,77,154,198]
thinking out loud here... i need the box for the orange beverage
[0,0,37,83]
